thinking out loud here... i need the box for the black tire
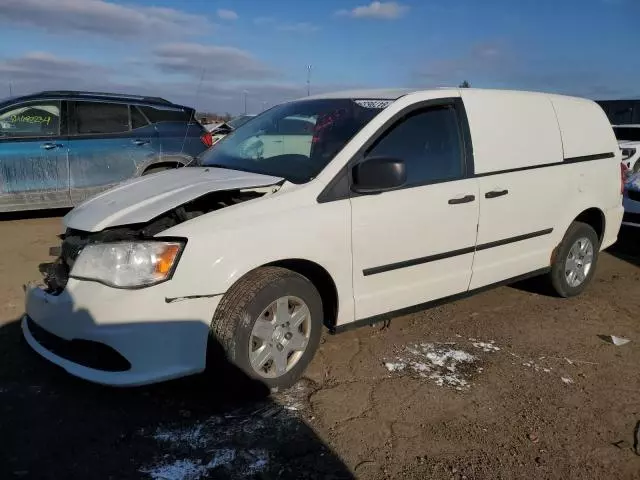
[549,221,600,298]
[209,266,323,391]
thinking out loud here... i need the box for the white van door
[350,102,480,320]
[461,90,567,289]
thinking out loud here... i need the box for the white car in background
[614,125,640,172]
[209,114,317,158]
[610,125,640,227]
[210,114,257,145]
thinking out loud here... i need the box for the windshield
[227,115,254,129]
[200,99,387,183]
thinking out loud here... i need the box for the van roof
[300,87,591,103]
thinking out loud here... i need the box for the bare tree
[459,80,471,88]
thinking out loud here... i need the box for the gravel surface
[1,213,639,479]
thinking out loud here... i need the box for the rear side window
[0,101,61,138]
[130,106,149,130]
[139,106,191,123]
[366,106,464,186]
[75,102,129,134]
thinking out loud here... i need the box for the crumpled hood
[64,167,283,232]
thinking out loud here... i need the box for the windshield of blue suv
[200,99,389,183]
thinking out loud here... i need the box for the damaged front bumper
[23,279,221,386]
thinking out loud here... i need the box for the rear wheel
[209,267,323,391]
[549,222,599,297]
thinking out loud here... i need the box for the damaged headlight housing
[70,240,185,288]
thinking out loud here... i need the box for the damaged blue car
[0,90,212,212]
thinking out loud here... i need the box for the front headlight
[70,240,184,288]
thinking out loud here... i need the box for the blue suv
[0,91,212,212]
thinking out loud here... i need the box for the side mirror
[351,156,406,193]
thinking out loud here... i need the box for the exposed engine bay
[40,188,270,294]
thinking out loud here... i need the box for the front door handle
[485,189,509,199]
[41,142,62,150]
[448,194,476,205]
[132,139,150,146]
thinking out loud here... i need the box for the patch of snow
[384,361,407,372]
[141,449,243,480]
[243,449,269,476]
[561,376,574,385]
[141,459,208,480]
[153,423,208,449]
[273,379,315,414]
[472,341,501,353]
[425,346,475,367]
[521,359,552,373]
[385,342,478,390]
[206,449,236,469]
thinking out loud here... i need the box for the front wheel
[549,221,599,298]
[209,267,323,391]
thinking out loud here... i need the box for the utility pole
[261,101,267,111]
[8,81,12,97]
[306,65,312,96]
[243,90,248,114]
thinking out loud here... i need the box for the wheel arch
[573,207,605,244]
[213,258,341,330]
[264,259,339,330]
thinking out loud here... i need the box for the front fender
[161,198,355,326]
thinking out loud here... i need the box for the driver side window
[366,106,464,187]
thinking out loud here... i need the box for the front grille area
[627,189,640,202]
[26,317,131,372]
[41,230,92,293]
[61,230,92,269]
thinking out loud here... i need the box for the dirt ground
[1,212,639,480]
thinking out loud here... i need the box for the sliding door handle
[485,189,509,199]
[448,194,476,205]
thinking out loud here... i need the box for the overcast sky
[0,0,637,113]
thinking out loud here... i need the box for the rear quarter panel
[550,95,623,248]
[155,122,207,158]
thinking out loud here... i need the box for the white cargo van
[23,88,624,390]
